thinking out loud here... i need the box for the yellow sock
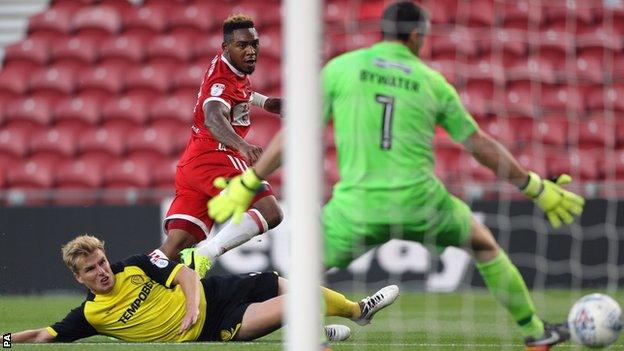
[322,287,361,318]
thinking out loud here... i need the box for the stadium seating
[0,0,621,204]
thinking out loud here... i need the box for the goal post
[284,0,324,350]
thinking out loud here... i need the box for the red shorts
[164,151,274,241]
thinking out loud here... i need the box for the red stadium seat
[55,157,104,190]
[576,115,616,149]
[77,126,127,160]
[574,53,604,84]
[257,27,282,60]
[50,35,100,71]
[505,57,556,84]
[251,57,281,92]
[481,118,515,148]
[172,62,205,95]
[168,4,214,37]
[101,95,150,130]
[28,7,73,40]
[98,34,147,68]
[29,65,77,101]
[459,90,488,118]
[6,158,55,189]
[0,126,30,163]
[547,148,599,180]
[420,0,458,24]
[193,32,223,64]
[537,27,574,57]
[126,126,177,162]
[53,95,102,133]
[148,93,195,130]
[455,0,494,27]
[499,81,534,117]
[514,145,547,178]
[3,37,50,71]
[104,158,152,188]
[617,121,624,148]
[577,26,623,53]
[77,64,125,97]
[464,59,505,101]
[357,0,384,24]
[29,126,78,163]
[121,5,167,38]
[539,85,584,115]
[499,0,543,30]
[124,64,173,97]
[586,85,624,113]
[608,149,624,179]
[516,116,569,147]
[324,0,351,28]
[146,33,194,67]
[5,96,54,129]
[245,112,281,148]
[98,0,135,13]
[430,26,478,60]
[152,157,178,189]
[427,59,458,85]
[544,1,594,27]
[0,65,30,99]
[72,6,122,40]
[479,29,527,63]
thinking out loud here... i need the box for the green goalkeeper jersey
[322,41,477,223]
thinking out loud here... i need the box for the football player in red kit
[150,14,283,277]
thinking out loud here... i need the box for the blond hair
[61,234,105,273]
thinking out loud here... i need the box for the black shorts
[197,272,279,341]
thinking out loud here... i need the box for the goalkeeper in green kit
[207,2,585,350]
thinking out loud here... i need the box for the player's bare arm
[171,265,201,334]
[263,97,282,114]
[203,100,262,163]
[463,127,528,188]
[252,129,284,179]
[12,328,54,343]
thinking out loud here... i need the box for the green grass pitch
[2,290,623,350]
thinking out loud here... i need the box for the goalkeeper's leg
[468,217,546,339]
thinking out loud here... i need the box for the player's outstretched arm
[12,328,55,343]
[172,266,201,335]
[208,130,285,223]
[464,128,585,228]
[251,92,282,115]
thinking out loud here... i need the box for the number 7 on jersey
[375,94,395,150]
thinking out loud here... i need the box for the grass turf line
[2,290,623,350]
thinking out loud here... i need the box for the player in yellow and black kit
[10,235,399,343]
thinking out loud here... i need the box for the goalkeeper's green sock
[476,250,544,339]
[321,287,361,318]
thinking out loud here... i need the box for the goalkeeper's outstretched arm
[463,128,585,228]
[463,128,528,187]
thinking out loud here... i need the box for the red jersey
[182,53,253,163]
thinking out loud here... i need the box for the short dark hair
[223,14,255,42]
[381,1,429,41]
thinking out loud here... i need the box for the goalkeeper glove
[208,169,262,224]
[520,171,585,228]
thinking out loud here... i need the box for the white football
[567,293,622,348]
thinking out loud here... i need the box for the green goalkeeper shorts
[322,193,473,268]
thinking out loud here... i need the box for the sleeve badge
[210,83,226,96]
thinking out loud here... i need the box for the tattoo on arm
[203,101,247,149]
